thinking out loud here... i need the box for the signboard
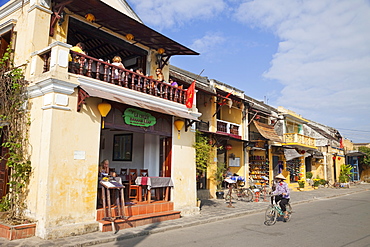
[123,108,156,127]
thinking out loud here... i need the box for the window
[113,134,132,161]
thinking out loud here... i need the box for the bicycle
[264,195,292,226]
[223,179,254,202]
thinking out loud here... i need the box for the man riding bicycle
[271,174,290,222]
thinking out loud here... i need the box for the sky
[127,0,370,143]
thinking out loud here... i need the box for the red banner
[185,81,195,108]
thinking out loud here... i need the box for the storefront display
[286,158,301,182]
[249,151,269,183]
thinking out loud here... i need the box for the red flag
[340,138,344,149]
[186,81,195,108]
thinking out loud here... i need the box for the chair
[109,168,116,175]
[128,169,141,201]
[139,169,149,177]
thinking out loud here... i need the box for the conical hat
[275,174,286,180]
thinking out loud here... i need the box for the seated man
[69,42,86,73]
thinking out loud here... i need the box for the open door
[160,137,172,177]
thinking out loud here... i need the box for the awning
[346,151,366,157]
[312,150,324,159]
[253,121,282,142]
[284,149,302,161]
[79,85,198,121]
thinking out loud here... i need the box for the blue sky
[127,0,370,143]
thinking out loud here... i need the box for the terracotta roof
[253,121,282,142]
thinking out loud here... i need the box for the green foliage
[306,171,313,179]
[319,179,327,185]
[313,178,320,187]
[0,45,32,221]
[298,179,305,188]
[215,163,226,190]
[339,164,352,183]
[194,131,212,173]
[358,146,370,168]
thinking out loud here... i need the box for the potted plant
[339,164,352,188]
[215,163,226,199]
[298,179,305,191]
[313,178,320,188]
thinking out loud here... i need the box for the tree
[358,146,370,168]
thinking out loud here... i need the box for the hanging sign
[123,108,156,127]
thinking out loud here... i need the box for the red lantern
[301,150,306,154]
[338,157,341,160]
[332,156,336,160]
[225,144,233,151]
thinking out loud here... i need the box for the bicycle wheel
[264,205,277,226]
[240,189,254,202]
[284,203,292,222]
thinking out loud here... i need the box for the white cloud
[127,0,227,30]
[235,0,370,141]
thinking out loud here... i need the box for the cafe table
[135,177,174,203]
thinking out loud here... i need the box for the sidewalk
[1,183,369,246]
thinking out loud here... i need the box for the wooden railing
[283,133,316,147]
[42,50,187,104]
[217,120,240,136]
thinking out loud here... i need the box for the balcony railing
[42,50,187,105]
[217,120,240,137]
[283,133,316,147]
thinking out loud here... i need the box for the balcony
[41,49,187,105]
[217,120,241,139]
[283,133,316,149]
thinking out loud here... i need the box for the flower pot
[196,200,201,207]
[216,191,224,199]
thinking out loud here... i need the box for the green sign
[123,108,156,127]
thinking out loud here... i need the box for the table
[135,177,174,203]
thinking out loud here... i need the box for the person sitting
[272,174,290,222]
[111,56,125,80]
[135,68,144,76]
[169,78,178,87]
[156,68,165,82]
[69,42,86,73]
[99,159,110,177]
[69,42,85,62]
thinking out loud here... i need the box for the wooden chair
[139,169,149,177]
[109,168,115,174]
[128,169,141,201]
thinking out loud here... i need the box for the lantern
[301,150,306,154]
[85,13,95,22]
[338,157,341,160]
[225,144,232,151]
[174,119,184,139]
[126,33,134,41]
[157,48,165,54]
[98,102,111,129]
[332,156,336,160]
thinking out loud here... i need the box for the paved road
[95,190,370,247]
[1,183,369,246]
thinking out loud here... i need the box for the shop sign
[123,108,156,127]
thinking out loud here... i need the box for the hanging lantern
[174,119,184,139]
[126,33,134,41]
[332,156,336,160]
[98,102,111,129]
[85,13,95,22]
[157,48,165,54]
[338,157,341,160]
[225,144,233,151]
[301,150,306,154]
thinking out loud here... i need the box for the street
[96,190,370,247]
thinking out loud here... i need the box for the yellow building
[0,0,201,239]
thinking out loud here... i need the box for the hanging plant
[0,45,32,224]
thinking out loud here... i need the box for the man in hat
[272,173,290,221]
